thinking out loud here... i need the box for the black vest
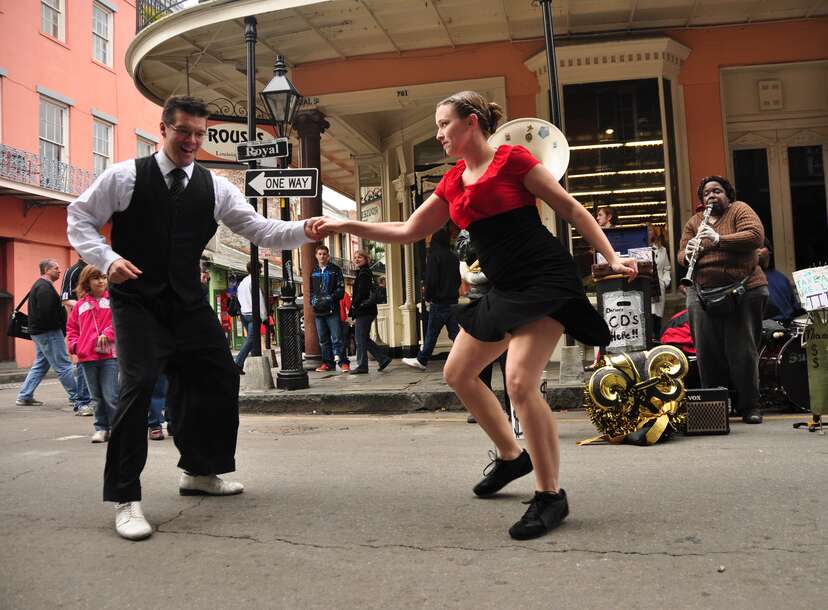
[110,156,217,304]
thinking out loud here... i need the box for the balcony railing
[330,256,356,277]
[0,144,97,197]
[136,0,204,32]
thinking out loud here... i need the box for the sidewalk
[239,352,586,414]
[1,352,585,414]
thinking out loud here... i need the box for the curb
[238,385,587,415]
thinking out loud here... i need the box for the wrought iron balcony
[0,144,97,197]
[136,0,211,32]
[329,256,356,277]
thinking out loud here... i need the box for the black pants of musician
[687,285,768,416]
[104,291,240,502]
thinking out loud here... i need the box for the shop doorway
[731,132,828,275]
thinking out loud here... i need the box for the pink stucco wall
[667,19,828,207]
[293,39,547,120]
[0,1,161,366]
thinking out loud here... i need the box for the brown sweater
[677,201,767,290]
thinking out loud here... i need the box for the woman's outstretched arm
[316,194,450,244]
[523,165,638,278]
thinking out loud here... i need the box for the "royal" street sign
[236,138,290,162]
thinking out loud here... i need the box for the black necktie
[169,168,187,196]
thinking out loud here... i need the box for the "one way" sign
[244,168,319,198]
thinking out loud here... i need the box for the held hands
[314,216,347,237]
[696,224,720,245]
[107,258,141,284]
[609,256,638,281]
[304,217,329,240]
[304,216,346,240]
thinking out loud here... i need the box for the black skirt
[456,206,610,346]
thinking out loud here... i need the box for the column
[294,109,330,363]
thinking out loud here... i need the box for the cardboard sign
[603,290,646,352]
[793,266,828,312]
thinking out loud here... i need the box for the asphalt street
[1,379,826,609]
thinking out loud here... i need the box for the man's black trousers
[104,291,240,502]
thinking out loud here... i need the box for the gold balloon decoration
[579,345,690,446]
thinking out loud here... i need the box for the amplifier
[682,387,730,435]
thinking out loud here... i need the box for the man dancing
[68,95,324,540]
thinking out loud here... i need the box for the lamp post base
[276,298,309,391]
[276,369,309,391]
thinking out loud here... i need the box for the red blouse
[434,145,540,229]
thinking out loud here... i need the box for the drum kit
[758,316,810,411]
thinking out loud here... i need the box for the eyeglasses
[166,123,207,141]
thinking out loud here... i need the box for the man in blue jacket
[310,244,350,372]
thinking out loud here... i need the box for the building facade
[0,0,163,367]
[126,2,828,357]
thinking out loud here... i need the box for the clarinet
[680,203,714,287]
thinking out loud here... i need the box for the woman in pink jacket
[66,266,117,443]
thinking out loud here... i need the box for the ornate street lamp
[261,56,308,390]
[261,56,302,130]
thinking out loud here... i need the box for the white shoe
[401,357,426,371]
[91,430,109,443]
[114,501,152,541]
[77,405,94,417]
[179,473,244,496]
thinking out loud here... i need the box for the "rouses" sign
[198,121,277,164]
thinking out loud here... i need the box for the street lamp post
[240,16,275,389]
[261,55,308,391]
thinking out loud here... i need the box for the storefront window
[563,78,668,273]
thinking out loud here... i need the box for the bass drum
[759,334,810,411]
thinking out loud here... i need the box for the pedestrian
[16,259,83,411]
[148,375,168,441]
[317,90,637,540]
[596,205,616,229]
[60,255,93,413]
[402,228,461,370]
[67,94,324,541]
[349,249,392,374]
[340,287,353,358]
[376,276,387,304]
[310,244,350,373]
[647,223,672,339]
[233,260,266,375]
[66,266,118,443]
[678,175,767,424]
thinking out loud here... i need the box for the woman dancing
[318,91,637,540]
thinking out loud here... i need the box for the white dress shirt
[67,151,309,273]
[236,274,267,318]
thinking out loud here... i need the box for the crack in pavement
[154,497,207,529]
[9,469,35,482]
[2,457,68,484]
[157,529,263,544]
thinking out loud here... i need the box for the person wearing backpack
[66,266,118,443]
[234,260,266,374]
[348,250,391,374]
